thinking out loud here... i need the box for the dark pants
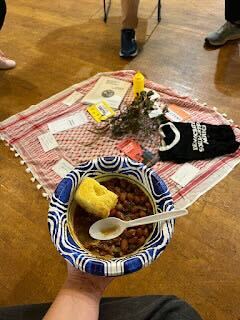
[0,0,6,30]
[0,296,202,320]
[225,0,240,23]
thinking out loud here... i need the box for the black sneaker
[120,29,138,58]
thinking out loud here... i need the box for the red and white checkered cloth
[1,70,239,208]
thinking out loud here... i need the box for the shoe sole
[119,49,138,58]
[0,63,16,70]
[205,34,240,46]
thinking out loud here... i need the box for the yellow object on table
[133,71,145,97]
[87,101,115,123]
[74,177,118,219]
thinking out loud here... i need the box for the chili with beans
[73,177,154,258]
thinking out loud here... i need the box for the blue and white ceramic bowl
[48,156,174,276]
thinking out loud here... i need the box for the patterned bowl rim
[48,156,174,276]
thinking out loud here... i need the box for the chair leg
[104,0,107,22]
[103,0,112,23]
[157,0,161,22]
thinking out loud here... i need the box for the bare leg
[121,0,140,30]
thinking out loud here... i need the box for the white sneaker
[205,21,240,46]
[0,50,16,70]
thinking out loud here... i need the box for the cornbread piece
[74,177,118,219]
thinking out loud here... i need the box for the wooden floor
[0,1,240,319]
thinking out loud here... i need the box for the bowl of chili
[48,156,174,276]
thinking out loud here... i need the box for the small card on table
[38,132,58,152]
[171,163,200,187]
[166,104,191,122]
[48,111,88,134]
[117,138,157,166]
[87,101,115,123]
[62,91,83,106]
[117,139,143,162]
[52,159,74,178]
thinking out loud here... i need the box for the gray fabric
[0,303,50,320]
[100,296,202,320]
[0,296,202,320]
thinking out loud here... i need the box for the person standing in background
[0,0,16,69]
[205,0,240,45]
[120,0,139,58]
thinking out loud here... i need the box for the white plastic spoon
[89,208,188,241]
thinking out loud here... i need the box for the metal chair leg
[104,0,106,22]
[103,0,112,23]
[157,0,161,22]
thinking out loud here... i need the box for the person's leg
[0,0,7,30]
[0,0,16,69]
[120,0,140,58]
[205,0,240,46]
[0,303,51,320]
[99,296,203,320]
[225,0,240,24]
[121,0,139,30]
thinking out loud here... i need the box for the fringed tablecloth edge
[174,155,240,209]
